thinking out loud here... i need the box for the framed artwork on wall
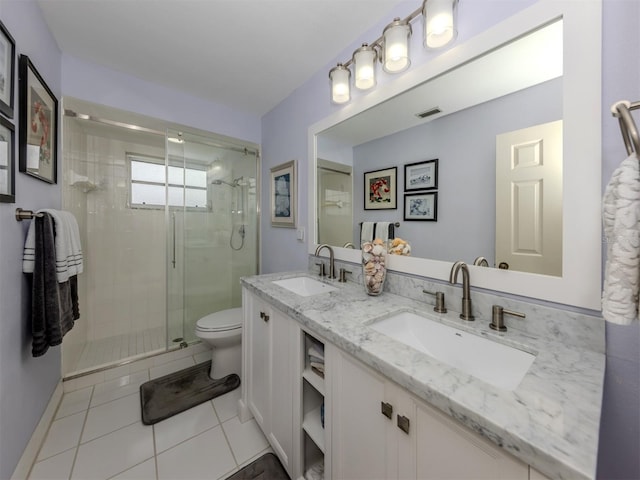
[0,20,15,119]
[271,160,296,228]
[404,159,438,191]
[404,192,437,221]
[0,115,15,203]
[18,55,58,184]
[364,166,397,210]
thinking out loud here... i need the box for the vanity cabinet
[243,290,294,476]
[330,347,529,480]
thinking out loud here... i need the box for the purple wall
[0,1,62,477]
[61,54,261,145]
[597,1,640,478]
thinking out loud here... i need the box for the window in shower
[128,153,208,209]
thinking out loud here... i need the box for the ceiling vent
[415,107,442,119]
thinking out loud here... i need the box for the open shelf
[302,404,325,453]
[303,367,325,396]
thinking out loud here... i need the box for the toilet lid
[196,307,242,332]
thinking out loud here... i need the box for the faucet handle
[338,267,352,283]
[490,305,525,332]
[315,262,326,277]
[422,290,447,313]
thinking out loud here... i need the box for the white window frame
[127,153,209,210]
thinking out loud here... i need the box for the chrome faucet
[449,261,474,321]
[315,244,336,279]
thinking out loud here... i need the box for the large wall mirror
[308,0,602,310]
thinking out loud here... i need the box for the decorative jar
[362,239,387,296]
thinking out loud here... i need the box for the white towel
[375,221,391,244]
[23,209,83,283]
[602,154,640,325]
[361,221,375,244]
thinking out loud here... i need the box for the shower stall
[61,100,259,378]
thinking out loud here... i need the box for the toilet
[194,307,242,380]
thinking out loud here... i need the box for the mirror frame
[308,0,602,310]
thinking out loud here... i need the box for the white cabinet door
[243,289,294,475]
[246,292,271,432]
[414,399,528,479]
[331,349,391,480]
[269,308,294,472]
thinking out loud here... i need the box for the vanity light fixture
[328,0,459,104]
[329,63,351,104]
[383,17,412,73]
[424,0,458,49]
[353,44,378,90]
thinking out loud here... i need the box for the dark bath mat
[140,360,240,425]
[225,453,289,480]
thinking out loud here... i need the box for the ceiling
[36,0,405,117]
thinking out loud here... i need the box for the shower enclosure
[61,100,259,378]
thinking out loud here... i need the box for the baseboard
[11,381,63,480]
[237,397,253,423]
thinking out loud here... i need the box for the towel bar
[15,208,44,221]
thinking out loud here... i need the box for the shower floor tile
[29,351,269,480]
[73,326,166,373]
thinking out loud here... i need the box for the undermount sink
[370,312,535,391]
[272,277,338,297]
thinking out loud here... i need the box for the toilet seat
[196,307,242,333]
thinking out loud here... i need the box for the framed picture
[404,159,438,191]
[0,115,15,203]
[271,160,296,227]
[404,192,437,221]
[364,166,397,210]
[0,20,15,119]
[18,55,58,184]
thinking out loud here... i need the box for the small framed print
[19,55,58,184]
[0,115,15,203]
[404,159,438,191]
[0,20,15,119]
[271,160,296,228]
[364,166,397,210]
[404,192,437,221]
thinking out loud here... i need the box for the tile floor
[29,349,270,480]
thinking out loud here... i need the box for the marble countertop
[241,271,605,480]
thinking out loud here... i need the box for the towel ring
[612,101,640,159]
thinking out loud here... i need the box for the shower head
[211,177,247,187]
[211,179,236,187]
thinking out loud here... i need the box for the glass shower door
[166,129,259,348]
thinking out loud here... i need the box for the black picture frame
[404,192,437,221]
[270,160,296,228]
[0,115,15,203]
[19,55,58,184]
[364,166,397,210]
[0,20,15,119]
[404,159,438,191]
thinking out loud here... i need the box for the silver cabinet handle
[397,415,410,434]
[381,402,393,419]
[171,212,176,269]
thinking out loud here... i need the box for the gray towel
[30,213,79,357]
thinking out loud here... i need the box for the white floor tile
[91,371,149,407]
[72,422,154,480]
[56,386,93,419]
[222,417,269,466]
[29,449,75,480]
[157,426,236,480]
[110,458,156,480]
[82,393,141,443]
[154,401,219,453]
[37,411,85,461]
[212,387,241,423]
[149,357,195,380]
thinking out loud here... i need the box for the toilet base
[208,343,242,380]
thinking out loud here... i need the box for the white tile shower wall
[63,122,167,376]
